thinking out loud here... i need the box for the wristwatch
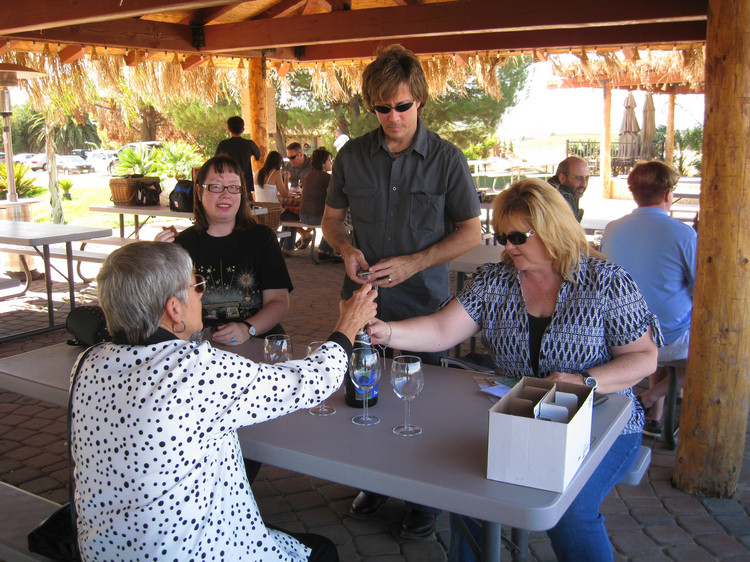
[242,320,256,337]
[580,370,598,390]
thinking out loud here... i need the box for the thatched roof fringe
[550,48,704,92]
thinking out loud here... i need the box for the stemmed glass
[349,347,381,426]
[307,341,335,416]
[390,355,424,437]
[264,334,292,364]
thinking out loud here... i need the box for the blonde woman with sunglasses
[367,178,662,562]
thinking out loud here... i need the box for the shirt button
[392,186,397,191]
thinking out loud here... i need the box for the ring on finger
[387,275,392,283]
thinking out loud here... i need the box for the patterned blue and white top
[456,255,662,434]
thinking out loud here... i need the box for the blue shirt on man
[600,207,696,344]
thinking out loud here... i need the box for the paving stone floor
[1,243,749,561]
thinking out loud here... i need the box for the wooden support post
[672,0,750,497]
[665,90,676,165]
[601,82,612,198]
[246,58,269,173]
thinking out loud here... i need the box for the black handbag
[66,306,111,347]
[27,504,80,562]
[28,345,99,562]
[134,178,162,206]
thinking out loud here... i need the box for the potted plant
[59,179,73,200]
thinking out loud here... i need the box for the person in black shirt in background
[216,116,261,194]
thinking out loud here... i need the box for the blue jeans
[299,213,334,254]
[449,432,641,562]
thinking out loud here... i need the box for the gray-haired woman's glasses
[191,274,207,294]
[201,184,242,194]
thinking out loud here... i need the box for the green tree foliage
[421,59,531,149]
[167,94,240,157]
[273,58,530,154]
[14,110,101,155]
[8,103,44,153]
[654,125,703,174]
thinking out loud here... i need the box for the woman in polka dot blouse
[70,241,377,562]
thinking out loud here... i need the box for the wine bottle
[345,328,379,408]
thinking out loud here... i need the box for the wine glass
[307,341,335,416]
[264,334,292,364]
[390,355,424,437]
[349,347,381,426]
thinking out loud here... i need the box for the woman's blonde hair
[492,178,603,281]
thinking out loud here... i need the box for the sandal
[296,236,313,250]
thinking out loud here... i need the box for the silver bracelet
[383,322,393,348]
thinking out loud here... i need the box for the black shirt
[175,225,293,331]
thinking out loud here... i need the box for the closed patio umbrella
[639,93,656,159]
[618,92,640,160]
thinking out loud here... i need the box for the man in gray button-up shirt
[323,43,481,540]
[323,45,481,361]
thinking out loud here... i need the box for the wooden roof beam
[178,3,245,26]
[181,54,208,70]
[0,1,232,34]
[288,21,706,62]
[4,19,194,53]
[254,0,307,20]
[205,0,707,52]
[0,39,19,57]
[58,44,86,64]
[124,49,154,66]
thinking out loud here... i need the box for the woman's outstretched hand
[335,284,378,344]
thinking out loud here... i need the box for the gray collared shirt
[326,119,479,321]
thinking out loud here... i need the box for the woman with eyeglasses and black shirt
[365,178,662,562]
[155,154,293,346]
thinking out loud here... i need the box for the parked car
[86,149,118,174]
[12,153,47,171]
[29,153,48,171]
[13,153,36,166]
[57,155,95,175]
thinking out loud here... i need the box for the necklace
[392,148,408,156]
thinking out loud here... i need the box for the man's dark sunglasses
[372,101,415,114]
[494,229,535,246]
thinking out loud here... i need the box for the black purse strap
[67,343,102,561]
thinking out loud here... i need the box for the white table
[233,340,632,562]
[90,203,267,238]
[0,221,111,342]
[0,338,631,562]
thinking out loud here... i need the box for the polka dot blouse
[70,337,348,561]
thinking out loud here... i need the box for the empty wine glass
[264,334,292,364]
[349,347,381,426]
[390,355,424,437]
[307,341,335,416]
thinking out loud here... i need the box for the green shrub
[0,163,42,199]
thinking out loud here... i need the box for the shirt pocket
[342,183,379,225]
[409,184,444,233]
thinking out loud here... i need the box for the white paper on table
[481,385,512,398]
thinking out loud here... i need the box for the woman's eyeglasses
[495,229,535,246]
[191,274,207,294]
[372,100,415,114]
[201,184,242,194]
